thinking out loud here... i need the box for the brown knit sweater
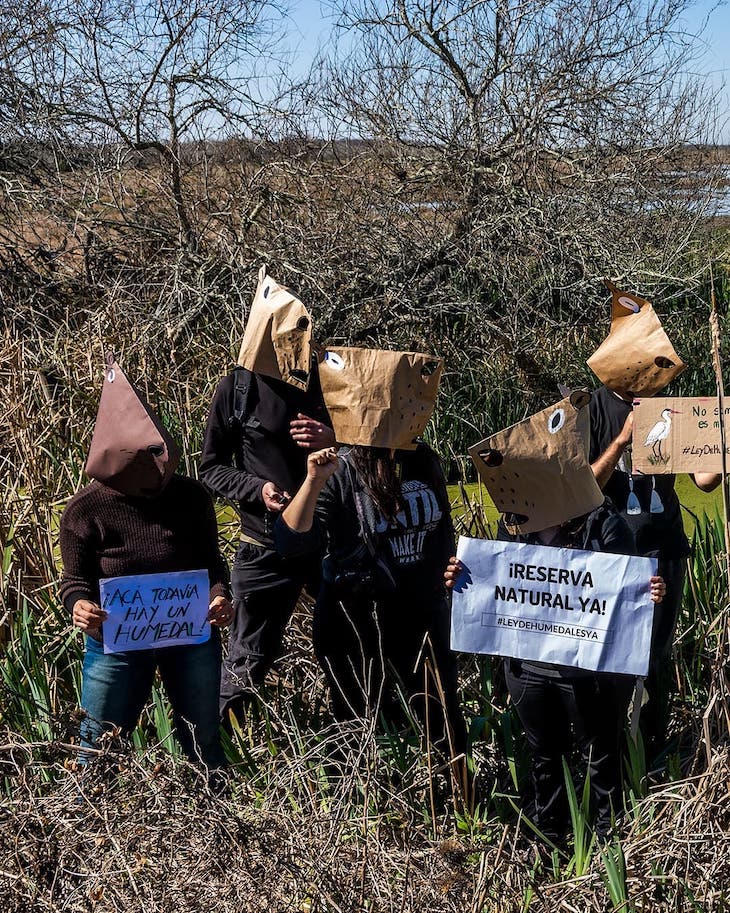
[59,475,230,614]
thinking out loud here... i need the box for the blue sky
[285,0,730,142]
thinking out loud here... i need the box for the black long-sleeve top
[274,444,455,603]
[59,475,230,614]
[199,368,330,547]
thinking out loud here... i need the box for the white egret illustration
[643,408,681,463]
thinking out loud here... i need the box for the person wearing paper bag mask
[445,394,666,843]
[586,280,719,756]
[200,268,334,723]
[274,347,467,761]
[59,357,233,774]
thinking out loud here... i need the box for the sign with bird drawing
[633,397,730,474]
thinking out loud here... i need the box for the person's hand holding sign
[72,598,108,637]
[444,556,463,589]
[650,576,666,604]
[208,595,234,627]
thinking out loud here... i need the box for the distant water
[394,165,730,217]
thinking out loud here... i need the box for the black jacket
[200,366,330,547]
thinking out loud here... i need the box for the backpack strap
[229,366,255,430]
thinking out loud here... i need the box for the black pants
[219,541,311,721]
[313,586,467,757]
[642,557,686,752]
[505,660,634,841]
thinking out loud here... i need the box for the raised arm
[281,448,339,533]
[591,411,634,489]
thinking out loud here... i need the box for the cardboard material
[632,396,729,474]
[86,356,180,497]
[237,266,313,390]
[318,347,443,449]
[468,392,605,534]
[587,280,686,397]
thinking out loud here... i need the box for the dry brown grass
[1,734,728,912]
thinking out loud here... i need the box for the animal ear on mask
[569,390,591,410]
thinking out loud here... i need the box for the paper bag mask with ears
[86,356,181,497]
[237,266,313,390]
[587,279,686,397]
[317,347,443,449]
[468,392,605,535]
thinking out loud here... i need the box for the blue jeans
[80,630,226,769]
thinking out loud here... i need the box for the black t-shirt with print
[588,385,689,559]
[274,443,455,602]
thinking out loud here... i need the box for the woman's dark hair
[349,445,402,521]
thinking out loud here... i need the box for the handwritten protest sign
[633,396,730,474]
[451,537,656,676]
[101,569,210,654]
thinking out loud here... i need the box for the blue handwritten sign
[100,569,210,654]
[451,537,656,676]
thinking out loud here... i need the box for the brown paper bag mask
[468,392,604,534]
[318,347,443,449]
[587,280,686,397]
[86,356,180,497]
[237,266,312,390]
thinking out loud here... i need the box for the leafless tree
[312,1,719,315]
[0,0,289,251]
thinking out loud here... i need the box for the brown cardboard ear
[318,347,443,449]
[86,356,180,496]
[468,395,604,534]
[237,268,313,389]
[587,280,686,397]
[569,390,591,410]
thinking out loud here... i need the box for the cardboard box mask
[86,356,180,497]
[587,280,686,397]
[237,266,313,390]
[468,392,605,534]
[318,347,443,449]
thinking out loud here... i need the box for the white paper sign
[451,537,656,676]
[101,569,211,654]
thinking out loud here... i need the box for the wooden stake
[709,268,730,584]
[708,265,730,749]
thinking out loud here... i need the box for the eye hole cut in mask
[547,408,566,433]
[323,350,346,371]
